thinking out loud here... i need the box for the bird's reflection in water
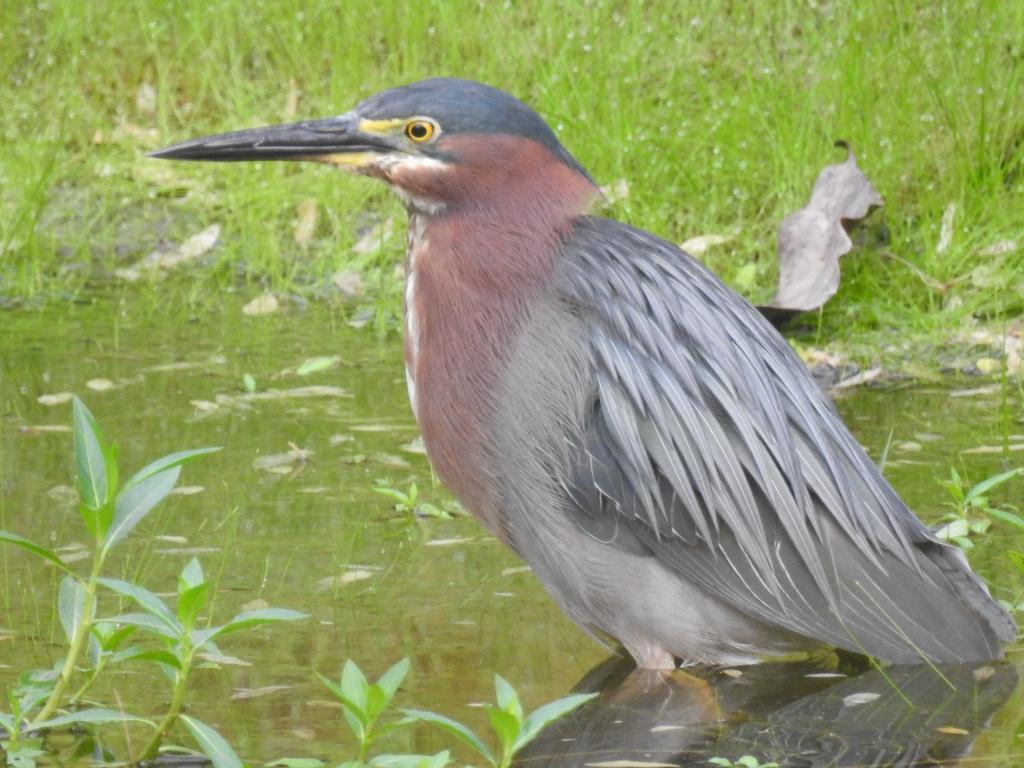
[515,656,1017,767]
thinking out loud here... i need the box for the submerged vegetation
[2,0,1023,350]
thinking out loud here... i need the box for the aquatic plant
[0,397,218,727]
[0,397,303,767]
[102,556,306,760]
[270,659,594,768]
[404,674,596,768]
[373,483,450,519]
[708,757,780,768]
[935,466,1024,549]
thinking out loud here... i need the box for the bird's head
[151,78,598,215]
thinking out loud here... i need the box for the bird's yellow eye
[405,120,436,143]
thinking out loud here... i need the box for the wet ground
[2,296,1023,766]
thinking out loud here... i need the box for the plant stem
[30,557,103,726]
[139,656,191,760]
[68,662,105,705]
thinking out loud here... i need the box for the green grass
[1,0,1022,343]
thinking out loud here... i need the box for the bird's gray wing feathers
[559,216,1015,662]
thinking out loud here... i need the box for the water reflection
[516,656,1018,767]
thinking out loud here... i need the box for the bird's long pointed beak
[148,113,391,165]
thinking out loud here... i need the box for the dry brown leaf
[831,367,882,389]
[842,691,880,707]
[170,485,205,496]
[352,216,396,255]
[19,425,72,435]
[199,652,252,667]
[315,570,374,591]
[599,178,630,205]
[242,293,280,316]
[936,202,956,254]
[231,685,292,700]
[282,79,301,122]
[37,392,73,406]
[935,726,969,736]
[425,537,474,546]
[331,269,364,297]
[400,436,427,454]
[680,233,732,256]
[762,142,883,317]
[980,240,1018,256]
[294,198,317,245]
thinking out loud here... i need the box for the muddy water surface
[2,297,1023,766]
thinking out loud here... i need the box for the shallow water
[2,296,1023,766]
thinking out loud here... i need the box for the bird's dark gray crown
[356,78,590,177]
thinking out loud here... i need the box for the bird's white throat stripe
[405,215,427,420]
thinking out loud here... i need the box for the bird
[152,77,1016,669]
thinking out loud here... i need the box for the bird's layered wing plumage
[558,216,1015,662]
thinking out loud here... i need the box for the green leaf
[1008,550,1024,572]
[966,468,1023,503]
[103,612,179,639]
[197,608,307,644]
[341,659,370,712]
[32,707,153,730]
[377,658,410,701]
[401,709,495,766]
[734,262,758,291]
[98,578,180,632]
[103,466,181,555]
[110,647,183,669]
[936,518,970,540]
[296,355,341,376]
[243,374,257,393]
[58,577,91,643]
[487,709,519,761]
[988,507,1024,530]
[180,558,205,590]
[0,531,73,575]
[0,711,15,735]
[364,684,389,724]
[708,760,733,767]
[122,447,221,492]
[178,584,210,631]
[181,715,243,768]
[373,487,411,504]
[315,671,366,722]
[73,397,109,511]
[178,558,209,629]
[370,753,449,768]
[265,760,326,768]
[513,693,596,752]
[493,675,522,720]
[93,622,136,652]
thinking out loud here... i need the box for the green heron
[153,78,1015,668]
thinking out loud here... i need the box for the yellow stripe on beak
[358,118,406,135]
